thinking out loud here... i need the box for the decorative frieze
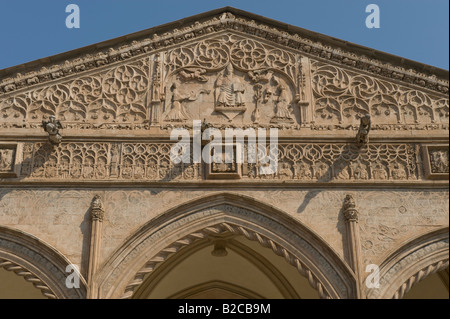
[19,142,201,181]
[9,141,425,182]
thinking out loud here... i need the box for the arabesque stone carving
[17,141,420,182]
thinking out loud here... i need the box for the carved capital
[90,195,105,222]
[343,194,359,222]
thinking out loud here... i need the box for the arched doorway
[96,193,355,299]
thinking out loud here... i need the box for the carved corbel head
[343,194,359,222]
[356,114,371,146]
[42,115,63,145]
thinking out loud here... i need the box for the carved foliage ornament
[17,141,420,182]
[165,34,296,84]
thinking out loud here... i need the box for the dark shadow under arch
[96,192,356,299]
[0,225,87,299]
[132,238,303,299]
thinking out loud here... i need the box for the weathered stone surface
[0,7,447,299]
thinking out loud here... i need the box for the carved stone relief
[13,141,423,182]
[422,145,449,180]
[19,142,201,181]
[0,144,19,177]
[0,148,14,172]
[159,33,299,125]
[1,10,447,101]
[311,61,449,129]
[0,59,150,129]
[243,143,420,182]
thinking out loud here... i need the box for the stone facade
[0,7,448,299]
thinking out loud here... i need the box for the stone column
[343,194,364,299]
[87,194,104,299]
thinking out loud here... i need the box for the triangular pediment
[0,7,448,132]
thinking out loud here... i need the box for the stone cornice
[0,7,448,96]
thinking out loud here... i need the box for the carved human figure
[343,194,358,222]
[372,163,387,180]
[278,162,293,179]
[216,64,245,107]
[0,149,13,171]
[91,195,104,211]
[274,84,292,119]
[352,162,369,180]
[295,162,312,179]
[343,194,356,212]
[44,157,58,178]
[314,162,330,180]
[391,163,407,180]
[91,195,105,221]
[356,114,371,146]
[110,144,120,177]
[165,82,209,122]
[165,83,189,122]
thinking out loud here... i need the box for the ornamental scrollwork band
[10,141,432,182]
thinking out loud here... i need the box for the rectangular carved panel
[0,143,21,177]
[14,141,425,183]
[422,144,449,180]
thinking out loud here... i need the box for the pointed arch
[366,227,449,299]
[0,225,87,299]
[96,192,355,299]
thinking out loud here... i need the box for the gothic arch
[96,192,355,299]
[366,227,449,299]
[0,225,87,299]
[132,238,302,299]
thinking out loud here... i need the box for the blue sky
[0,0,448,70]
